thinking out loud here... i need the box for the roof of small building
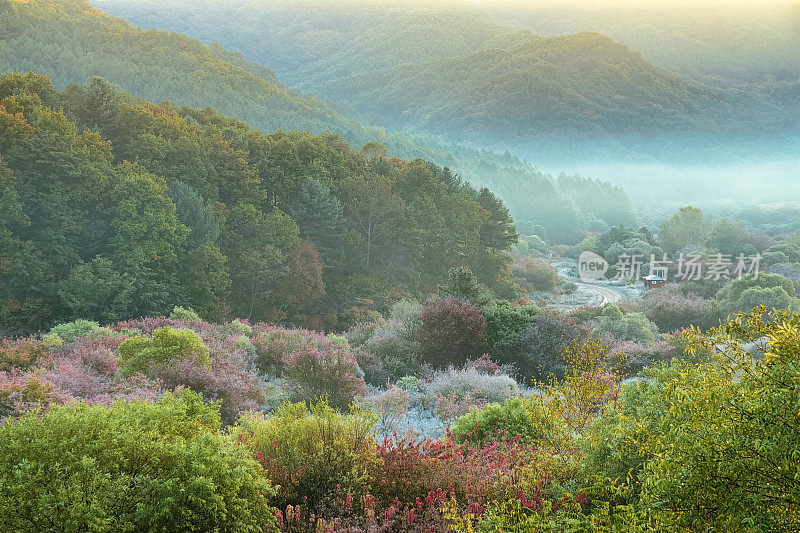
[644,274,665,281]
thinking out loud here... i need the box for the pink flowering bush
[248,409,538,532]
[364,432,533,530]
[284,341,367,409]
[252,330,312,375]
[159,358,265,423]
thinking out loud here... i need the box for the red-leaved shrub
[415,298,487,368]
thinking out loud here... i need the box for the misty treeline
[0,72,524,335]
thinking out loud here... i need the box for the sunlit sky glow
[459,0,797,4]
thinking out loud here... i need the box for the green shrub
[714,272,799,315]
[580,363,684,488]
[0,390,276,532]
[482,300,538,362]
[526,234,548,254]
[49,319,114,343]
[438,266,491,306]
[169,305,202,321]
[40,332,63,349]
[638,310,800,530]
[451,397,535,446]
[592,305,659,344]
[326,333,350,349]
[568,306,603,325]
[118,326,211,377]
[233,400,378,513]
[397,375,421,392]
[364,336,420,381]
[230,319,253,335]
[234,335,256,355]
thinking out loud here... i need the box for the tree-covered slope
[0,72,523,335]
[0,0,636,238]
[474,0,800,81]
[0,0,360,136]
[97,0,800,82]
[285,9,511,87]
[93,0,796,152]
[314,30,748,141]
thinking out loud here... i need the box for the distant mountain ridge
[311,30,744,140]
[0,0,358,138]
[0,0,638,237]
[91,0,798,161]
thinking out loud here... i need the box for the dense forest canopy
[0,72,523,335]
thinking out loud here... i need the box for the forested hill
[0,72,520,336]
[0,0,359,137]
[92,0,798,163]
[311,30,749,140]
[474,0,800,81]
[283,9,512,87]
[0,0,638,239]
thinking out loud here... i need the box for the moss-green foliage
[580,363,684,488]
[49,319,114,343]
[229,319,253,336]
[714,272,798,315]
[592,304,659,345]
[638,309,800,530]
[118,326,210,377]
[0,389,276,532]
[438,266,491,307]
[482,300,538,362]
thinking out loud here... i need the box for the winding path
[548,260,640,312]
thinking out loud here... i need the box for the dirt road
[548,260,642,312]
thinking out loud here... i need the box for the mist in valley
[93,0,800,222]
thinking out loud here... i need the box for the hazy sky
[461,0,797,5]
